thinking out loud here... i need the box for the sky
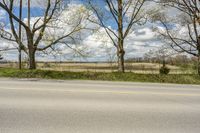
[0,0,167,62]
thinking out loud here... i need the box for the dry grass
[0,62,195,74]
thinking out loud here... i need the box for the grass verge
[0,68,200,84]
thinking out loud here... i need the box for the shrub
[159,66,170,75]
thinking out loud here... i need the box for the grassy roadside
[0,68,200,84]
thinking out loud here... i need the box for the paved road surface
[0,78,200,133]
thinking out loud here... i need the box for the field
[0,62,195,74]
[0,62,199,84]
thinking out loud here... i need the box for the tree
[88,0,147,72]
[0,0,85,69]
[152,0,200,75]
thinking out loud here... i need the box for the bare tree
[0,0,85,69]
[88,0,146,72]
[152,0,200,75]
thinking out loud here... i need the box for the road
[0,79,200,133]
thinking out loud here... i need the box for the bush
[159,66,170,75]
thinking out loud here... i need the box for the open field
[1,62,199,84]
[0,62,196,74]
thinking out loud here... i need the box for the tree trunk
[162,59,166,68]
[18,48,22,69]
[28,48,36,70]
[198,55,200,76]
[18,0,22,70]
[117,49,125,72]
[117,0,125,73]
[197,39,200,75]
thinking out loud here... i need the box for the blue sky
[2,0,117,29]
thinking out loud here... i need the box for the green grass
[0,68,200,84]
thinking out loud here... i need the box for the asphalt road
[0,78,200,133]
